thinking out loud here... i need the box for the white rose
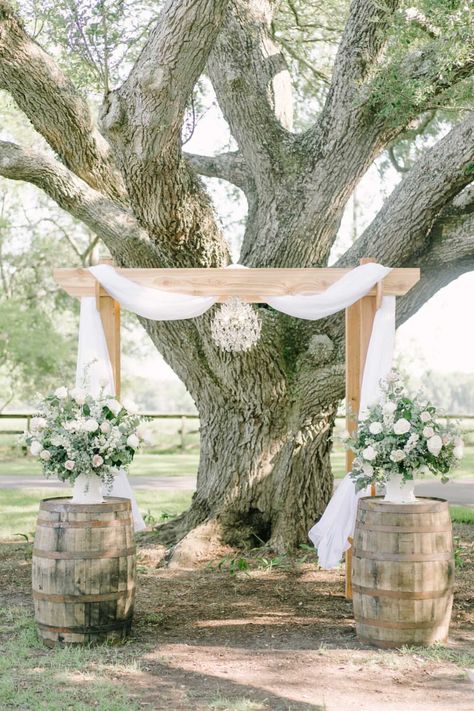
[40,449,51,461]
[454,436,463,447]
[65,459,75,471]
[84,419,99,433]
[92,454,104,468]
[453,443,464,460]
[100,421,111,434]
[122,398,138,414]
[383,401,397,414]
[31,417,47,431]
[362,445,377,461]
[126,433,140,450]
[427,434,442,457]
[340,429,351,442]
[420,411,431,423]
[70,387,87,405]
[423,426,435,439]
[390,449,406,462]
[51,436,63,447]
[54,386,68,399]
[105,399,122,416]
[369,422,383,435]
[30,441,43,456]
[393,418,411,435]
[362,463,374,476]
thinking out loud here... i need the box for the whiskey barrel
[32,497,136,647]
[352,496,454,649]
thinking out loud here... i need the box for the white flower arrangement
[347,371,464,491]
[22,387,143,490]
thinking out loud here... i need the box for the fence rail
[2,411,473,437]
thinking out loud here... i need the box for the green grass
[399,642,474,669]
[0,488,192,540]
[0,606,144,711]
[450,506,474,524]
[0,452,199,478]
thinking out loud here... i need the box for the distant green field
[0,488,192,540]
[1,418,472,480]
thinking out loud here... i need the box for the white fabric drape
[78,261,396,546]
[76,298,146,531]
[89,265,218,320]
[308,296,396,568]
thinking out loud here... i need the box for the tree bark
[2,0,474,558]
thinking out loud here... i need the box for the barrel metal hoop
[358,496,448,514]
[36,518,132,529]
[352,583,454,600]
[352,550,453,562]
[33,588,135,603]
[355,616,449,630]
[33,546,136,560]
[36,618,133,634]
[39,497,131,513]
[357,525,452,533]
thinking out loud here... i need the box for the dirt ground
[1,524,473,711]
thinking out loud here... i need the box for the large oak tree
[1,0,474,556]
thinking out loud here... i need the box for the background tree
[1,0,474,554]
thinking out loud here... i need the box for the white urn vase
[71,472,104,504]
[383,473,416,504]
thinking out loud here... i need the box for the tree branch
[318,0,400,137]
[397,186,474,324]
[0,0,125,202]
[102,0,229,162]
[325,112,474,335]
[0,140,151,264]
[207,0,294,187]
[100,0,230,267]
[338,112,474,267]
[183,150,248,188]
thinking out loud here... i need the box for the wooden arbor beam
[53,267,420,301]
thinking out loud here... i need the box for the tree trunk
[150,313,345,556]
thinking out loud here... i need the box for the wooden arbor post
[344,258,383,598]
[54,262,419,594]
[94,260,121,398]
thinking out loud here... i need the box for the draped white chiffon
[76,262,396,546]
[308,296,396,568]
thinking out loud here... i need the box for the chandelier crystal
[211,298,262,352]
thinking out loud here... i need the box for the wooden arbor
[54,261,420,596]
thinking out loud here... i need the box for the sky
[128,91,474,386]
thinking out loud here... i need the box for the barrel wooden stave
[352,496,454,649]
[32,497,136,647]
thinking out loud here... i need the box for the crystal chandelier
[211,298,262,352]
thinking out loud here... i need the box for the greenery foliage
[22,387,143,486]
[347,371,464,490]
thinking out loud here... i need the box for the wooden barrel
[352,496,454,649]
[32,497,136,647]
